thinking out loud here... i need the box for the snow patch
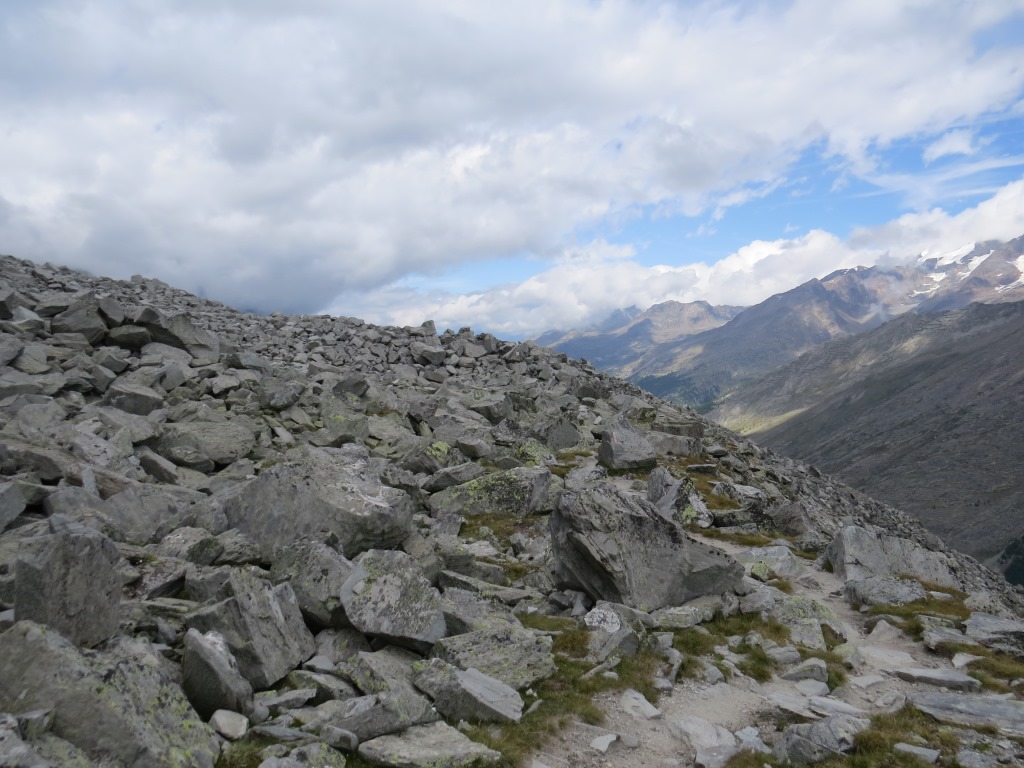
[924,242,976,267]
[994,255,1024,293]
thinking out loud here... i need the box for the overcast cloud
[2,1,1024,336]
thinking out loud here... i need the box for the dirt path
[527,532,968,768]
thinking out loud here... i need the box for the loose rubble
[0,252,1022,768]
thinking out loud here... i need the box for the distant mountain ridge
[713,299,1024,578]
[539,236,1024,412]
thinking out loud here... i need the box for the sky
[2,1,1024,339]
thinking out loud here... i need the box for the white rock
[620,688,662,720]
[210,709,248,740]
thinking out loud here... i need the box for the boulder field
[0,253,1022,767]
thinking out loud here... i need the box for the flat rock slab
[965,613,1024,659]
[358,721,502,768]
[413,658,524,723]
[340,549,445,652]
[857,645,917,673]
[430,624,555,691]
[910,692,1024,736]
[895,667,982,692]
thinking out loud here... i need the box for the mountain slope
[725,300,1024,567]
[544,237,1024,414]
[536,300,742,372]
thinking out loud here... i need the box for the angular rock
[103,380,166,415]
[340,549,446,652]
[182,628,255,719]
[910,691,1024,736]
[964,613,1024,659]
[895,667,982,692]
[271,539,353,629]
[845,576,926,607]
[358,721,501,768]
[550,482,742,612]
[187,568,315,689]
[0,622,218,768]
[597,417,656,471]
[824,525,960,588]
[620,689,662,721]
[220,446,415,559]
[153,421,255,471]
[412,658,524,723]
[431,624,555,690]
[0,482,26,532]
[140,312,221,362]
[210,709,249,740]
[773,714,869,765]
[14,518,122,648]
[782,658,828,683]
[426,466,555,519]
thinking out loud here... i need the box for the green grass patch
[463,648,663,767]
[867,596,971,622]
[934,641,1024,694]
[734,643,777,683]
[516,614,591,659]
[797,647,849,690]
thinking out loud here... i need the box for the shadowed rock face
[0,251,1022,766]
[716,299,1024,574]
[550,482,743,611]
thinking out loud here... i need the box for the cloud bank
[1,0,1023,328]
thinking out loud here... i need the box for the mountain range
[538,237,1024,413]
[539,235,1024,583]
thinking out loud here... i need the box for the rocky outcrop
[0,252,1021,767]
[550,482,742,611]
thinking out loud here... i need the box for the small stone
[620,688,662,720]
[209,709,248,740]
[590,733,618,754]
[894,743,940,764]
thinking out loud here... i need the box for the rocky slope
[711,300,1024,578]
[1,253,1023,768]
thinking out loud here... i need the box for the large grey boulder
[412,658,524,723]
[187,568,315,689]
[50,297,107,344]
[220,446,415,559]
[308,648,438,741]
[182,628,255,719]
[426,467,556,519]
[153,421,255,472]
[138,311,221,362]
[773,713,869,765]
[14,518,122,648]
[0,622,218,768]
[965,613,1024,659]
[550,482,742,612]
[845,576,926,607]
[824,525,960,588]
[103,380,166,415]
[0,482,26,532]
[339,549,446,653]
[910,691,1024,736]
[597,417,656,471]
[430,624,555,690]
[357,721,501,768]
[271,539,353,629]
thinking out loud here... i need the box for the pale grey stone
[357,721,501,768]
[187,569,315,689]
[182,628,254,719]
[220,446,415,559]
[894,743,940,764]
[340,549,445,652]
[597,416,656,471]
[430,624,555,691]
[773,714,869,765]
[0,622,218,768]
[271,539,353,629]
[895,667,982,692]
[14,519,122,648]
[550,481,742,612]
[210,710,249,740]
[412,658,524,723]
[620,688,662,720]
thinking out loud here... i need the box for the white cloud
[0,1,1022,315]
[334,181,1024,338]
[923,129,980,164]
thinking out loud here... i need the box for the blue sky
[2,1,1024,337]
